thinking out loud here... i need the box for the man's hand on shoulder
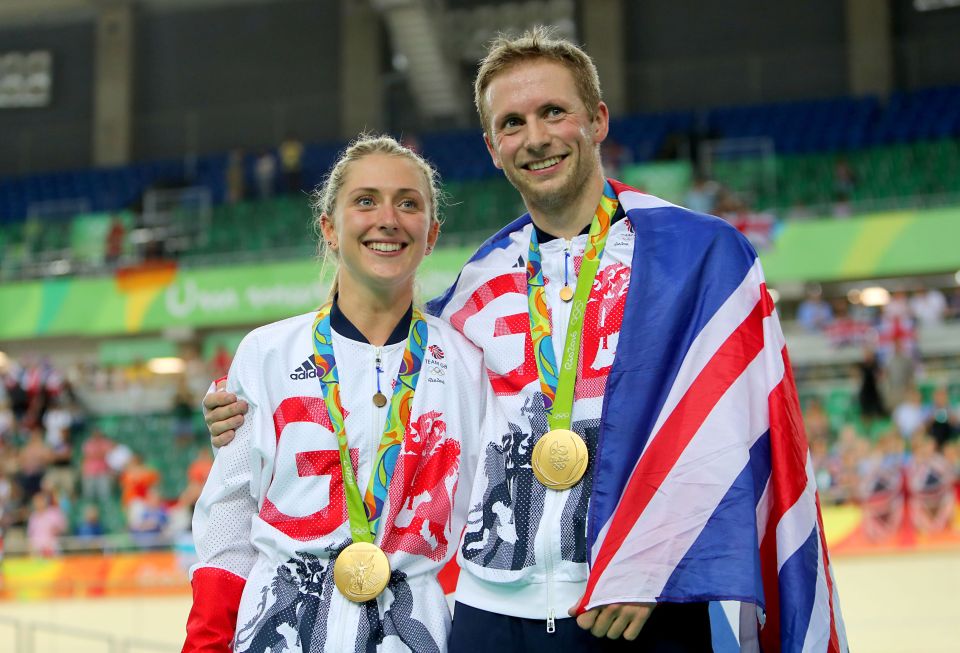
[203,380,248,447]
[569,601,654,640]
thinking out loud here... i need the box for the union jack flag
[576,182,847,652]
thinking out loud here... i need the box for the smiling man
[428,27,846,653]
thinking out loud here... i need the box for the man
[205,27,846,652]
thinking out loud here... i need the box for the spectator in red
[177,447,213,510]
[81,428,114,504]
[119,452,160,510]
[26,490,66,557]
[104,215,126,267]
[210,345,232,381]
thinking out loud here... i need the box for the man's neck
[527,173,606,241]
[335,279,413,347]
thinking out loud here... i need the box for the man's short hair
[474,25,602,136]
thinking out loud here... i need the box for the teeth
[366,242,403,252]
[528,156,562,171]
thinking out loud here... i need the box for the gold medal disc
[532,429,589,490]
[372,392,388,407]
[334,542,391,602]
[559,286,575,302]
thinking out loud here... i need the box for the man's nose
[525,118,550,151]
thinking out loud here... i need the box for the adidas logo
[513,255,525,268]
[290,357,320,380]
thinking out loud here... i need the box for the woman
[183,135,493,652]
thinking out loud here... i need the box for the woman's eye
[399,199,419,210]
[356,196,374,207]
[547,107,564,118]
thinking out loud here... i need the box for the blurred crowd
[0,356,213,558]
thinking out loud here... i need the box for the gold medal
[559,286,575,302]
[372,392,387,407]
[334,542,391,602]
[532,428,589,490]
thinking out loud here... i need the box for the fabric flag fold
[580,181,847,652]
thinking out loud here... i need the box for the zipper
[542,238,575,633]
[372,346,385,475]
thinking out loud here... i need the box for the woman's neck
[335,278,414,347]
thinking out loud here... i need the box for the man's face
[482,59,608,214]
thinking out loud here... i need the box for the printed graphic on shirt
[449,262,630,401]
[233,548,440,653]
[380,411,460,561]
[290,356,321,380]
[460,393,601,570]
[234,550,335,653]
[355,569,440,653]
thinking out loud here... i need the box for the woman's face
[322,153,439,297]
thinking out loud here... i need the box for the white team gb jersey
[188,310,493,653]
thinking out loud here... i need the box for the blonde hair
[474,25,602,136]
[310,133,443,297]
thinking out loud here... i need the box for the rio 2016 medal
[334,541,391,602]
[372,392,388,407]
[559,285,575,302]
[532,428,588,490]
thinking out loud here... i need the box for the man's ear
[592,101,610,145]
[484,132,503,170]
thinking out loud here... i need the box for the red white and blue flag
[577,182,847,652]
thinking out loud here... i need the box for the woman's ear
[320,213,337,250]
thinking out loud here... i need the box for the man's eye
[503,117,521,130]
[547,107,564,118]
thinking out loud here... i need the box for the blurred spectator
[279,134,304,194]
[909,288,947,328]
[178,447,213,510]
[226,149,246,204]
[832,156,856,217]
[857,347,887,426]
[824,298,872,347]
[797,289,834,333]
[906,434,955,533]
[883,290,911,321]
[43,427,75,501]
[802,396,832,445]
[26,491,66,557]
[254,149,277,200]
[42,395,72,448]
[119,453,160,510]
[75,504,105,540]
[18,429,51,504]
[684,175,719,215]
[129,489,169,549]
[0,398,14,443]
[81,428,114,504]
[600,137,632,180]
[926,387,959,451]
[105,439,134,476]
[104,215,126,267]
[882,340,916,409]
[172,378,197,446]
[946,287,960,321]
[210,344,232,380]
[893,387,928,440]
